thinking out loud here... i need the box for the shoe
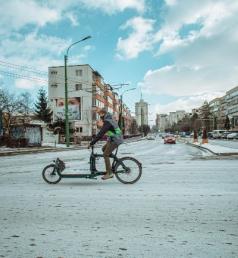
[92,169,98,174]
[101,173,113,180]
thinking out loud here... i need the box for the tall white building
[176,110,186,122]
[168,110,185,126]
[168,112,177,126]
[135,99,148,126]
[157,114,168,132]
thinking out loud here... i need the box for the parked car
[212,130,226,139]
[164,134,176,144]
[221,131,231,139]
[227,132,238,139]
[208,132,214,139]
[146,134,156,140]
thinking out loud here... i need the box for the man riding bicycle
[89,108,123,180]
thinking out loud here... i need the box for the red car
[164,134,176,144]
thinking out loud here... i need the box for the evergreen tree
[34,88,52,123]
[224,115,230,130]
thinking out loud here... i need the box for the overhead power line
[0,70,48,84]
[0,59,102,86]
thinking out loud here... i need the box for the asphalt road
[0,138,238,258]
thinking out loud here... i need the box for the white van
[212,130,226,139]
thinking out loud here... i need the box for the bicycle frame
[53,145,125,179]
[89,145,119,173]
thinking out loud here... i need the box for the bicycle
[42,145,142,184]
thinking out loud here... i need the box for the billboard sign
[55,97,81,120]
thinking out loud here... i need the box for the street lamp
[64,35,91,147]
[119,88,136,132]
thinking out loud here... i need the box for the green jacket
[104,113,123,145]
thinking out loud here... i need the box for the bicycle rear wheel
[114,157,142,184]
[42,164,61,184]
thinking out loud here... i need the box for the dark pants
[102,142,118,173]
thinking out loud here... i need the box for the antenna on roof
[140,85,143,100]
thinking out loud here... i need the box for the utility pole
[64,55,69,147]
[64,36,91,147]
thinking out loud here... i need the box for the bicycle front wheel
[42,164,61,184]
[114,157,142,184]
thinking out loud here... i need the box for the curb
[0,146,87,157]
[185,142,217,155]
[185,142,238,156]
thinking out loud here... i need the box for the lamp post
[119,88,136,133]
[64,35,91,147]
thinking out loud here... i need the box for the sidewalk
[0,145,86,157]
[0,137,143,157]
[179,138,238,156]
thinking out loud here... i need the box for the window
[76,69,83,76]
[51,84,57,88]
[50,70,57,75]
[92,98,96,107]
[80,127,83,133]
[75,84,82,91]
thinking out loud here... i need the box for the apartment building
[122,104,132,135]
[209,97,221,129]
[176,110,186,122]
[156,114,168,132]
[218,96,226,129]
[48,64,125,139]
[167,110,185,127]
[168,112,177,126]
[135,99,148,126]
[225,85,238,129]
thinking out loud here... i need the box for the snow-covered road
[0,138,238,258]
[209,139,238,150]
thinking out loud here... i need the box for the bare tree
[0,88,21,136]
[18,92,33,118]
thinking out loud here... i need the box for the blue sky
[0,0,238,123]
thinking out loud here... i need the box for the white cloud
[0,31,89,90]
[0,0,59,34]
[78,0,145,14]
[0,32,70,74]
[133,0,238,115]
[117,0,238,59]
[164,0,177,6]
[154,92,224,114]
[141,64,238,97]
[15,79,42,90]
[0,0,145,35]
[116,17,155,59]
[0,29,95,92]
[155,0,238,55]
[65,12,79,26]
